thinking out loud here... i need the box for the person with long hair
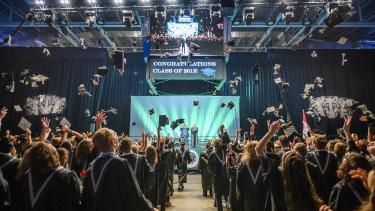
[282,151,324,211]
[16,142,81,211]
[71,139,93,175]
[329,153,372,211]
[236,121,285,211]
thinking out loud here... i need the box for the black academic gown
[177,149,190,184]
[306,150,338,203]
[199,150,212,195]
[236,157,279,211]
[120,153,153,195]
[0,153,20,211]
[16,167,81,211]
[81,155,153,211]
[208,149,229,196]
[329,180,368,211]
[227,163,240,211]
[157,148,172,210]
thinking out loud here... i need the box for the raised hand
[61,125,70,133]
[319,205,333,211]
[0,107,7,119]
[269,121,281,134]
[41,117,50,130]
[343,116,352,132]
[95,111,107,130]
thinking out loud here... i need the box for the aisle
[167,174,229,211]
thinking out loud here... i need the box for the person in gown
[81,128,157,211]
[199,142,212,197]
[119,137,153,196]
[16,142,81,211]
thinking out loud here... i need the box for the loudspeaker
[159,115,169,127]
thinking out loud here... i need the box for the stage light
[85,11,96,29]
[243,7,255,25]
[43,10,54,28]
[324,3,353,28]
[34,0,45,5]
[226,39,235,47]
[155,6,166,24]
[282,6,294,24]
[122,10,134,28]
[302,7,312,26]
[210,5,221,23]
[60,0,70,5]
[114,0,123,4]
[87,0,96,4]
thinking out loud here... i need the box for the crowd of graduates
[199,117,375,211]
[0,110,191,211]
[1,105,375,211]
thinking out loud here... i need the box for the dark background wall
[0,48,374,137]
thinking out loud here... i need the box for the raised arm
[38,117,51,142]
[368,125,374,143]
[343,116,360,152]
[255,121,280,157]
[95,111,107,131]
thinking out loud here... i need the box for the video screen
[167,22,199,39]
[149,7,224,56]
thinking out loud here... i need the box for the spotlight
[210,5,221,23]
[243,7,255,25]
[324,3,353,28]
[155,6,166,23]
[122,10,134,28]
[114,0,123,4]
[34,0,45,5]
[87,0,96,4]
[283,6,294,24]
[59,0,70,5]
[85,11,96,28]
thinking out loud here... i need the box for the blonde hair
[242,141,258,164]
[92,128,116,152]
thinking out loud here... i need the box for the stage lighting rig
[114,0,124,5]
[85,11,96,29]
[59,0,70,5]
[87,0,96,4]
[302,7,312,26]
[243,7,255,25]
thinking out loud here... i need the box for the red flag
[302,110,311,139]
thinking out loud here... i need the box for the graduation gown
[81,155,153,211]
[306,150,338,203]
[329,180,368,211]
[177,149,190,184]
[0,153,20,211]
[236,157,279,211]
[120,153,153,195]
[199,150,212,193]
[157,148,172,205]
[208,150,229,196]
[227,164,240,211]
[16,167,81,211]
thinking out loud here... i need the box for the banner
[147,57,226,80]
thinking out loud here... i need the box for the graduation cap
[176,118,185,124]
[337,36,349,45]
[14,105,22,112]
[227,101,235,109]
[18,117,31,131]
[170,121,179,130]
[60,117,72,128]
[96,66,109,77]
[247,118,258,125]
[220,103,226,108]
[190,42,201,51]
[149,108,155,115]
[193,100,199,106]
